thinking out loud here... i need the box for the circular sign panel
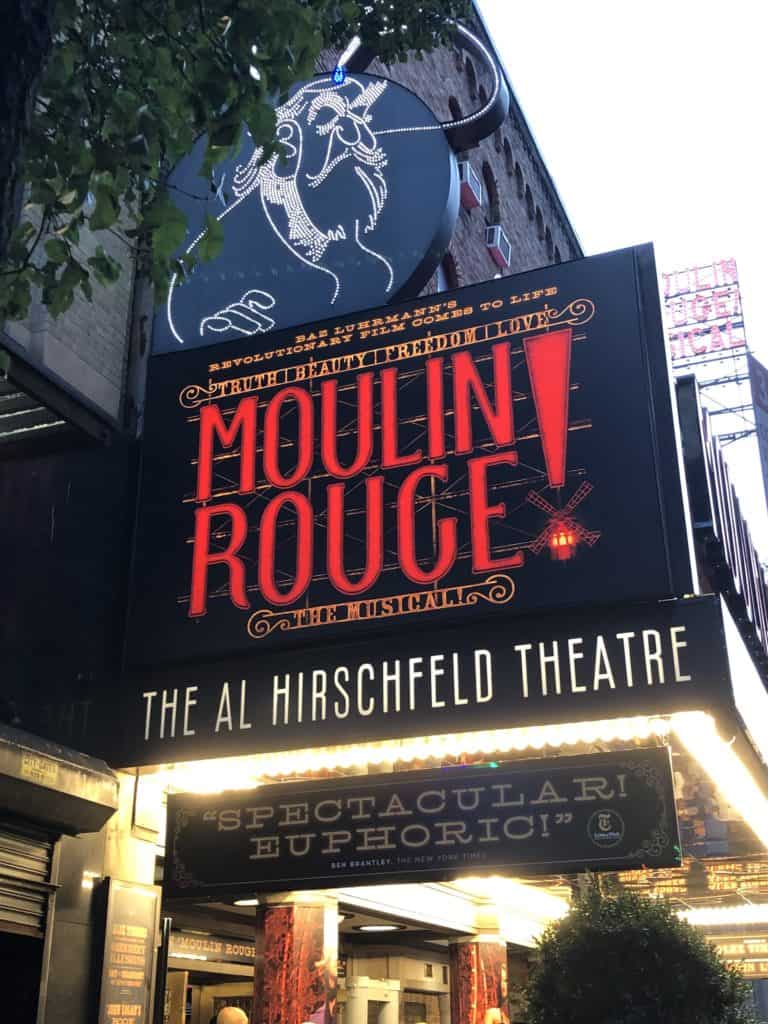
[155,73,460,352]
[587,809,626,849]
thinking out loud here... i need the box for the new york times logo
[588,809,625,848]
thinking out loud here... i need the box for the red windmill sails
[527,483,601,562]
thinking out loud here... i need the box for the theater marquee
[127,245,691,670]
[164,747,681,899]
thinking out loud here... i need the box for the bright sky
[478,0,768,555]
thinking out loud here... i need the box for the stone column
[343,977,369,1024]
[449,936,508,1024]
[344,978,401,1024]
[378,982,400,1024]
[256,892,339,1024]
[438,991,451,1024]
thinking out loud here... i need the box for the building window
[482,161,500,224]
[555,245,562,263]
[503,138,514,175]
[425,963,433,978]
[448,96,463,122]
[546,226,553,259]
[536,207,544,240]
[405,1003,427,1024]
[442,965,449,984]
[525,184,534,220]
[479,84,488,108]
[465,57,478,101]
[515,162,524,198]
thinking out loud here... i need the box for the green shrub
[524,878,755,1024]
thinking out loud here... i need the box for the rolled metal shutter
[0,820,55,937]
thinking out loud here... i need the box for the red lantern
[549,522,577,561]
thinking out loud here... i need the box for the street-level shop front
[80,245,768,1023]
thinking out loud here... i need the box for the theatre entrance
[158,880,544,1024]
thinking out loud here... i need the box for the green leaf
[197,214,224,262]
[61,258,88,291]
[46,284,75,318]
[44,238,70,264]
[87,247,122,286]
[89,185,119,230]
[29,181,58,207]
[152,216,188,263]
[0,275,32,321]
[209,119,242,149]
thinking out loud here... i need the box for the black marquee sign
[154,24,509,354]
[122,595,730,767]
[164,747,681,899]
[129,245,693,672]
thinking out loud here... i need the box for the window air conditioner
[485,224,512,270]
[458,161,483,210]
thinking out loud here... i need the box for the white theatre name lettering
[139,625,693,740]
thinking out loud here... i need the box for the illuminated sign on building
[164,748,680,899]
[153,26,509,353]
[663,259,746,364]
[103,246,721,765]
[129,246,692,676]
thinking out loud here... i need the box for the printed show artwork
[157,73,460,353]
[450,940,509,1024]
[256,901,338,1024]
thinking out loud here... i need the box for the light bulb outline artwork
[162,22,510,349]
[166,76,398,347]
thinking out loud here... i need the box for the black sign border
[164,746,680,900]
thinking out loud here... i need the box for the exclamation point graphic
[523,327,573,488]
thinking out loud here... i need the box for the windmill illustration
[526,481,601,562]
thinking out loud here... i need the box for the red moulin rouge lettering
[196,399,257,502]
[320,374,374,478]
[453,341,515,454]
[327,477,384,594]
[263,387,314,487]
[468,453,524,572]
[189,332,572,616]
[190,504,249,615]
[258,492,313,604]
[398,465,458,584]
[381,367,424,469]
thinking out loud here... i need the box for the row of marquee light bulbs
[136,710,768,930]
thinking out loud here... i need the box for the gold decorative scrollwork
[462,574,516,606]
[545,298,596,329]
[245,575,517,640]
[246,611,295,639]
[179,382,219,409]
